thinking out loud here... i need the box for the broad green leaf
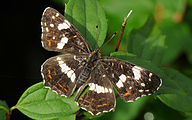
[0,100,9,120]
[15,82,79,119]
[127,17,166,67]
[158,68,192,114]
[158,94,192,114]
[160,21,189,64]
[47,114,75,120]
[110,52,184,95]
[65,0,107,49]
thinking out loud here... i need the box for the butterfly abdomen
[77,66,91,87]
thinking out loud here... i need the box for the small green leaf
[158,68,192,114]
[65,0,107,49]
[0,100,9,120]
[15,82,79,119]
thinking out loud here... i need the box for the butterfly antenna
[100,31,117,50]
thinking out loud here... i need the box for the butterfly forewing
[77,65,116,115]
[41,54,87,97]
[41,7,92,54]
[101,57,162,102]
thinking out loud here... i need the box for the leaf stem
[0,106,9,114]
[115,10,133,52]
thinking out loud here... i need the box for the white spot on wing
[57,36,68,49]
[57,57,76,82]
[108,88,112,93]
[145,90,149,92]
[141,83,145,87]
[119,74,126,82]
[89,83,112,93]
[116,80,124,88]
[89,83,95,91]
[104,87,108,93]
[46,27,49,32]
[50,23,54,27]
[149,78,151,81]
[112,73,114,78]
[52,16,55,19]
[116,74,127,88]
[132,66,143,80]
[96,84,105,93]
[139,89,144,92]
[149,73,153,77]
[58,20,71,30]
[56,13,59,17]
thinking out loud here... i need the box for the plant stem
[115,10,132,52]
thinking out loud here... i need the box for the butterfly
[41,7,162,115]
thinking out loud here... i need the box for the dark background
[1,1,64,119]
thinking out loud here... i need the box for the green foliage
[65,0,107,49]
[1,0,192,119]
[0,100,9,120]
[14,82,79,119]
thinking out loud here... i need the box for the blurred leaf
[99,0,155,50]
[0,100,9,120]
[159,21,190,64]
[15,82,79,119]
[65,0,107,49]
[144,98,186,120]
[127,17,166,67]
[158,94,192,114]
[158,68,192,114]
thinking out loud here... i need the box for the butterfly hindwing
[101,57,162,102]
[77,65,116,115]
[41,7,92,54]
[41,54,88,97]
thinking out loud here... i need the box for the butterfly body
[41,7,162,115]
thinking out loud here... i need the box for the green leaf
[158,68,192,114]
[127,17,166,67]
[65,0,107,49]
[158,94,192,114]
[160,21,188,64]
[0,100,9,120]
[110,52,184,95]
[47,114,76,120]
[14,82,79,119]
